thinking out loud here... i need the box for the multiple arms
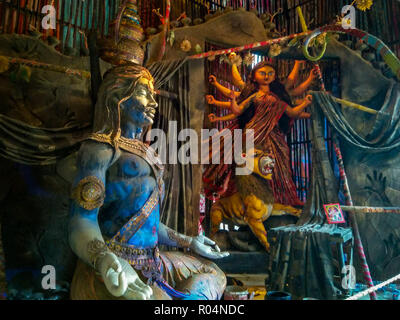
[209,58,317,104]
[207,59,316,124]
[207,90,256,123]
[206,74,243,122]
[208,75,241,99]
[208,52,244,98]
[207,90,313,122]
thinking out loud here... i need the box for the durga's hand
[305,94,313,104]
[296,60,306,67]
[229,90,237,101]
[208,113,217,123]
[299,112,311,119]
[209,75,217,85]
[190,235,230,259]
[206,95,216,105]
[228,52,237,62]
[309,68,319,80]
[97,252,153,300]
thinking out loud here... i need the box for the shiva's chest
[86,134,164,246]
[99,151,161,246]
[108,151,155,185]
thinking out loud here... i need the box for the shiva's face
[253,66,276,86]
[121,77,158,126]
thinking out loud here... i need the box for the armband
[71,176,105,211]
[167,229,192,249]
[87,239,109,270]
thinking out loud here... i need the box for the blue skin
[69,81,180,254]
[68,78,229,300]
[70,143,160,248]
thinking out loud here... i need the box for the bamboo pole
[334,97,378,115]
[333,137,377,300]
[296,5,308,32]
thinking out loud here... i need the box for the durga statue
[204,53,317,251]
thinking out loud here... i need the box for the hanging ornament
[243,52,255,66]
[355,0,374,12]
[195,44,202,54]
[228,53,242,66]
[269,44,282,57]
[168,30,175,47]
[219,55,229,64]
[180,39,192,52]
[316,32,327,46]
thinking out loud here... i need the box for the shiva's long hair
[92,64,154,140]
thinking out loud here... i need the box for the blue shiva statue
[68,64,228,300]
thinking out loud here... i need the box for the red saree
[203,92,303,207]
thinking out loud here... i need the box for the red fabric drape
[203,92,303,207]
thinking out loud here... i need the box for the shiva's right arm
[68,141,152,300]
[69,141,114,269]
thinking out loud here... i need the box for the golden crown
[99,0,145,66]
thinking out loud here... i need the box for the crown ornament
[99,0,145,66]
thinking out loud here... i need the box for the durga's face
[253,66,276,86]
[121,77,158,126]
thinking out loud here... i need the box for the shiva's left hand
[190,235,230,260]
